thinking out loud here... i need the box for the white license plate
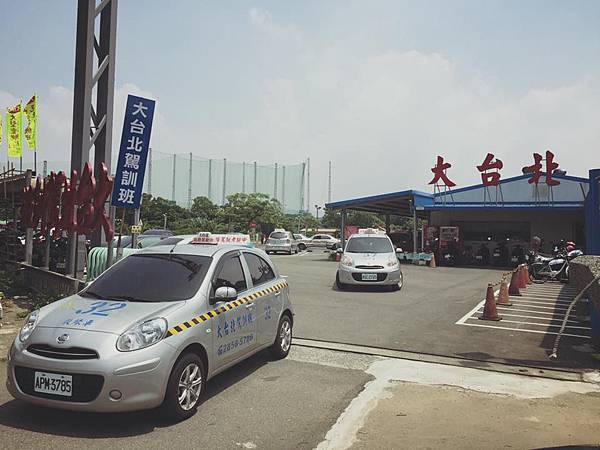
[34,371,73,397]
[361,273,378,281]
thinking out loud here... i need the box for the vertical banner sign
[24,94,37,150]
[6,103,23,158]
[111,95,156,209]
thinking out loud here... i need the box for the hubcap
[177,363,202,411]
[280,320,292,352]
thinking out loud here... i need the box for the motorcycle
[528,241,583,282]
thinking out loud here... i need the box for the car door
[310,235,321,248]
[241,252,281,347]
[210,251,257,369]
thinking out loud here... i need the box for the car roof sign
[190,232,251,245]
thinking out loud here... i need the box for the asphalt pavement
[271,251,598,370]
[0,349,372,450]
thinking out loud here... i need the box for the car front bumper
[6,328,178,412]
[338,265,402,286]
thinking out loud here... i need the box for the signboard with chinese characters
[190,234,251,245]
[439,226,459,242]
[111,95,156,209]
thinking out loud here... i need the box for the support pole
[281,165,286,211]
[147,147,152,195]
[413,208,418,259]
[131,208,140,248]
[106,205,115,269]
[385,215,391,234]
[242,162,246,194]
[222,158,227,205]
[306,157,311,213]
[207,158,212,201]
[171,153,176,201]
[300,161,306,213]
[24,170,33,264]
[274,163,278,199]
[328,160,332,203]
[187,152,193,208]
[341,209,347,250]
[43,228,50,269]
[253,161,257,193]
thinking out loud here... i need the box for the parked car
[307,234,340,250]
[265,229,298,255]
[7,236,293,421]
[293,234,311,251]
[141,229,173,237]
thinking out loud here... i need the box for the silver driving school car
[336,230,403,291]
[6,233,294,421]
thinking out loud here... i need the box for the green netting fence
[42,152,307,213]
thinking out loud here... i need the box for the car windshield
[82,253,211,302]
[346,237,393,253]
[270,232,287,239]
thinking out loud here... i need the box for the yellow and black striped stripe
[165,280,289,337]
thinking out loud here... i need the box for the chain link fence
[42,152,307,213]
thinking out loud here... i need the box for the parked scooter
[528,240,583,282]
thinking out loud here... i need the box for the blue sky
[2,0,600,205]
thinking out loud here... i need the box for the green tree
[221,193,284,235]
[139,193,193,230]
[322,208,384,229]
[190,196,220,220]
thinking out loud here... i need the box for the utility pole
[282,165,286,211]
[328,160,332,203]
[300,161,306,213]
[315,204,322,234]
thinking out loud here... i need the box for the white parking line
[464,317,590,330]
[459,322,590,339]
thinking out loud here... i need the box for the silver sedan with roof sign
[335,231,403,291]
[6,233,294,421]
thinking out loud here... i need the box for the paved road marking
[456,282,590,339]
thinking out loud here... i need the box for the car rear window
[346,237,393,254]
[270,232,288,239]
[82,253,211,302]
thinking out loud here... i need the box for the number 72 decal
[75,301,127,316]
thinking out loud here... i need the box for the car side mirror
[213,286,237,303]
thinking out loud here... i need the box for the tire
[298,243,306,251]
[270,315,292,360]
[397,271,404,290]
[335,271,347,291]
[161,352,206,422]
[288,250,293,255]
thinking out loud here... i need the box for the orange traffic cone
[508,269,521,296]
[524,265,532,285]
[429,254,436,268]
[518,265,527,289]
[496,276,512,306]
[480,283,502,321]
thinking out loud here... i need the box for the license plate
[361,273,378,281]
[34,371,72,397]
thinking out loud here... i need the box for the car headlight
[387,255,399,267]
[341,255,354,267]
[116,318,168,352]
[19,310,39,342]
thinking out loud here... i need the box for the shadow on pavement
[0,350,271,438]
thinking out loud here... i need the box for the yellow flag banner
[6,103,23,158]
[24,94,37,150]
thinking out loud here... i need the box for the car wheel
[335,271,347,291]
[270,315,292,360]
[398,271,404,290]
[161,352,206,422]
[288,250,293,255]
[298,243,306,251]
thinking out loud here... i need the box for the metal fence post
[222,158,227,205]
[208,158,212,201]
[274,163,278,199]
[188,152,193,208]
[282,165,286,211]
[171,153,176,202]
[253,161,257,193]
[147,147,152,195]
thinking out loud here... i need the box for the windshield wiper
[106,295,148,302]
